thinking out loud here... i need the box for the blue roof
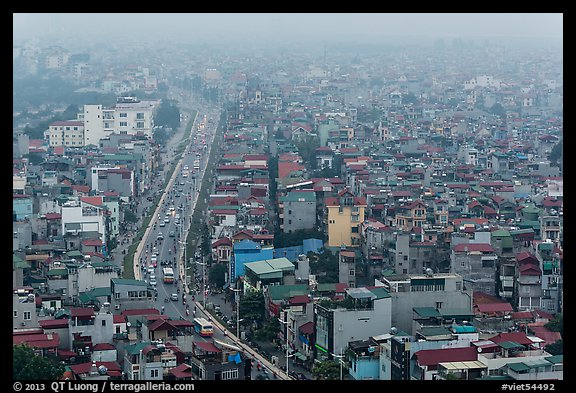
[274,245,303,262]
[303,238,324,254]
[273,238,323,262]
[233,247,274,278]
[233,239,261,251]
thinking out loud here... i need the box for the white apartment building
[60,197,106,243]
[80,97,158,146]
[80,104,115,147]
[114,96,158,138]
[45,120,85,147]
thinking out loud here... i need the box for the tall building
[326,188,366,248]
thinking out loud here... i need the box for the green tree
[312,360,341,380]
[294,134,320,168]
[155,100,181,130]
[123,209,138,223]
[544,339,563,356]
[402,92,419,105]
[254,315,280,342]
[239,291,265,329]
[208,263,226,288]
[309,249,339,283]
[548,140,563,165]
[490,103,506,118]
[200,223,211,256]
[273,228,325,248]
[62,104,79,120]
[545,315,563,337]
[13,344,65,380]
[153,127,169,146]
[24,152,44,165]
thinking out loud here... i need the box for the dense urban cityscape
[13,13,563,383]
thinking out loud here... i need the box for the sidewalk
[203,291,313,380]
[111,109,191,277]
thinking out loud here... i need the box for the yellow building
[326,188,366,248]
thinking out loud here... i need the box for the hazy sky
[13,13,563,45]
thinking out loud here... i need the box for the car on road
[169,231,175,237]
[149,278,157,286]
[171,293,178,301]
[164,217,170,223]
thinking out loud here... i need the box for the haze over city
[12,11,563,382]
[14,13,563,47]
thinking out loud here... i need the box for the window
[115,293,120,299]
[482,259,494,268]
[436,302,443,309]
[116,325,121,334]
[119,121,128,127]
[403,255,408,261]
[23,311,31,320]
[13,311,17,318]
[351,226,358,233]
[136,113,144,119]
[136,122,144,128]
[102,320,106,327]
[119,113,127,118]
[456,281,462,290]
[150,369,159,378]
[221,369,239,380]
[349,269,355,276]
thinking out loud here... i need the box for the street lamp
[278,311,291,379]
[195,260,207,308]
[230,286,241,338]
[179,239,187,287]
[329,348,345,380]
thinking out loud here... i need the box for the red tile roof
[70,361,121,376]
[92,343,115,351]
[474,303,513,314]
[453,243,495,253]
[69,307,95,318]
[415,346,478,367]
[113,315,126,324]
[13,332,60,348]
[170,363,193,378]
[121,308,160,316]
[82,239,102,246]
[39,319,69,329]
[194,341,221,353]
[489,332,534,346]
[81,196,103,207]
[298,321,314,335]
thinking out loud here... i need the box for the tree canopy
[309,249,339,283]
[154,99,181,130]
[312,360,342,380]
[13,344,65,380]
[208,263,227,288]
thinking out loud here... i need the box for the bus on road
[162,267,175,284]
[193,317,214,337]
